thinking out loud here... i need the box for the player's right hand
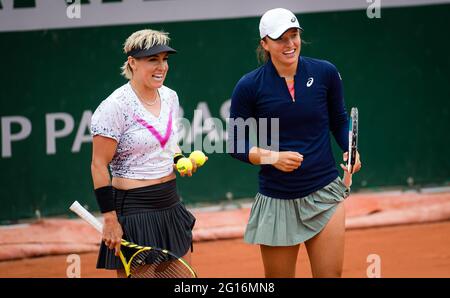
[272,151,303,172]
[340,151,362,174]
[102,211,123,256]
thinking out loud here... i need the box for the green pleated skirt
[244,177,349,246]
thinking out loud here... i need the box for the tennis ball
[189,151,207,167]
[176,157,193,174]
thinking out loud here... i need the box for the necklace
[131,84,159,106]
[141,96,158,106]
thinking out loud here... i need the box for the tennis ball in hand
[189,151,207,167]
[176,157,193,174]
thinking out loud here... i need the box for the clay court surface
[1,221,449,278]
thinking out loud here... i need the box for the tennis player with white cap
[229,8,361,277]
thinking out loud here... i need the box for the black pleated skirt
[96,179,196,270]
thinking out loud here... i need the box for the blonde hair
[121,29,171,79]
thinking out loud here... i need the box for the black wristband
[173,153,185,164]
[94,185,115,213]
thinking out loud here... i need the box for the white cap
[259,8,303,40]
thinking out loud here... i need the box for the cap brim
[128,44,177,58]
[267,25,303,40]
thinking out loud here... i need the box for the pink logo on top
[134,110,173,149]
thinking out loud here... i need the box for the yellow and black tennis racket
[69,201,197,278]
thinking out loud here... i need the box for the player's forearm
[90,161,111,189]
[103,210,119,222]
[248,146,278,165]
[332,124,349,152]
[91,161,116,215]
[343,171,352,188]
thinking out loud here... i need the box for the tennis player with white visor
[90,29,202,277]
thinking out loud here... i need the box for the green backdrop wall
[1,4,449,222]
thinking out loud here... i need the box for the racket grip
[347,132,353,172]
[69,201,103,234]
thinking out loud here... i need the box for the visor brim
[127,44,177,58]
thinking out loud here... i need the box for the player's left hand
[340,151,362,174]
[173,163,192,177]
[172,156,208,177]
[185,156,209,176]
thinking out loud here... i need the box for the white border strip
[0,0,449,32]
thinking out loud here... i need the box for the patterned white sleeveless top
[91,82,180,179]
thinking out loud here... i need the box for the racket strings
[129,249,194,278]
[131,256,192,278]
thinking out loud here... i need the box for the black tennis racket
[69,201,197,278]
[347,107,359,173]
[343,107,358,188]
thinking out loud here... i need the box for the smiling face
[128,52,169,89]
[261,28,301,68]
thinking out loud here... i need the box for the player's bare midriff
[112,172,176,190]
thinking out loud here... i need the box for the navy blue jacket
[229,56,349,199]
